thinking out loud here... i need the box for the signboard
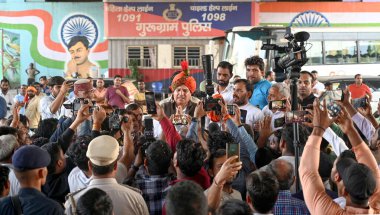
[105,2,253,38]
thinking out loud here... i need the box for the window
[324,41,357,64]
[359,41,380,63]
[126,46,156,68]
[305,41,323,65]
[173,46,201,67]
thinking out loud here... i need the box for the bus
[219,26,380,79]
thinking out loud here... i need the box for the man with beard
[233,79,263,128]
[215,61,234,104]
[348,73,372,100]
[298,71,316,108]
[13,85,27,115]
[245,56,271,109]
[0,78,13,117]
[25,86,42,130]
[65,36,98,78]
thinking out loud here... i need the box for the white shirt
[215,84,234,104]
[313,81,325,97]
[0,91,13,118]
[68,167,92,193]
[239,103,264,128]
[262,105,285,131]
[352,112,376,142]
[64,178,149,215]
[8,169,20,196]
[40,94,72,120]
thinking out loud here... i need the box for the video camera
[108,109,129,131]
[202,54,221,114]
[63,98,96,113]
[261,28,309,71]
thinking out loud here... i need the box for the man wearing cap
[64,135,149,215]
[0,145,64,214]
[40,76,72,120]
[160,61,198,118]
[25,86,41,130]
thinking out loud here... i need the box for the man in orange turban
[161,61,199,118]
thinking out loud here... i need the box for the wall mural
[0,3,108,86]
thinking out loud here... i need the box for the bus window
[324,41,357,64]
[305,41,323,65]
[359,41,380,64]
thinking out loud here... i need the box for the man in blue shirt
[245,56,272,109]
[0,145,64,215]
[13,85,27,115]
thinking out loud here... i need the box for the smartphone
[352,97,367,109]
[320,90,343,102]
[144,118,154,139]
[227,105,235,115]
[145,92,157,114]
[320,90,343,117]
[274,117,285,128]
[226,142,240,162]
[240,109,247,124]
[285,111,306,124]
[269,100,286,110]
[172,115,188,125]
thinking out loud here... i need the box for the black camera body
[63,98,95,113]
[109,112,128,131]
[261,28,309,71]
[202,54,221,114]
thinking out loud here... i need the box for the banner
[2,30,20,87]
[105,2,253,38]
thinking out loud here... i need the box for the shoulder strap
[10,195,23,215]
[65,187,86,215]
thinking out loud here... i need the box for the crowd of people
[0,55,379,215]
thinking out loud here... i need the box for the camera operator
[160,61,198,119]
[40,76,72,120]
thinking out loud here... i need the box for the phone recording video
[274,117,285,128]
[172,115,188,125]
[239,109,247,124]
[144,117,154,140]
[352,97,367,109]
[269,100,286,110]
[227,105,235,115]
[319,90,343,117]
[226,142,240,163]
[145,92,157,114]
[285,111,306,124]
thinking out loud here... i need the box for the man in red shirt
[348,74,372,100]
[105,75,130,109]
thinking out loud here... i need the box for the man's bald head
[268,159,294,190]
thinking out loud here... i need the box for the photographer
[40,76,72,120]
